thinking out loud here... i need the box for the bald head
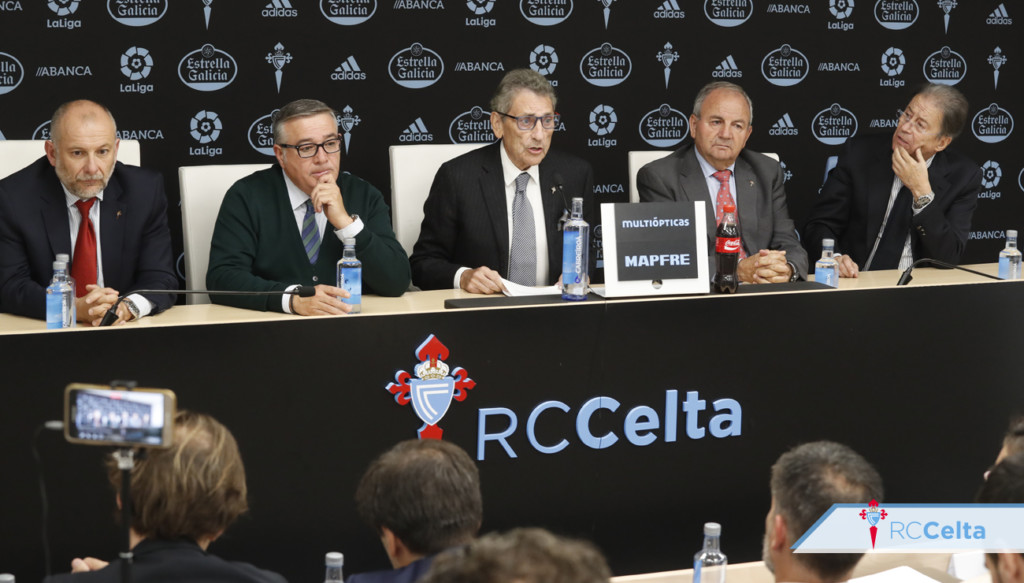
[45,100,119,199]
[50,100,117,144]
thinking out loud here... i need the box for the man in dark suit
[803,84,980,276]
[44,410,286,583]
[410,69,595,293]
[207,98,410,314]
[638,82,807,283]
[0,100,176,325]
[350,439,482,583]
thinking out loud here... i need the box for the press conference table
[0,264,1019,583]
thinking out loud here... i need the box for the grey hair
[914,83,969,139]
[490,69,557,114]
[50,100,117,144]
[692,81,753,124]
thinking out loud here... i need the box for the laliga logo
[178,44,238,92]
[860,499,888,549]
[530,45,558,76]
[881,47,904,77]
[981,161,1001,189]
[580,43,631,87]
[47,0,78,15]
[386,335,476,440]
[922,46,965,86]
[190,111,222,144]
[107,0,168,26]
[972,103,1014,144]
[520,0,573,26]
[389,43,444,89]
[0,52,25,95]
[467,0,494,14]
[321,0,377,25]
[247,110,277,156]
[874,0,918,30]
[590,104,617,136]
[761,44,808,87]
[448,106,495,143]
[121,46,153,80]
[639,104,688,148]
[812,103,858,145]
[829,0,852,19]
[704,0,752,27]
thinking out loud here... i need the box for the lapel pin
[749,180,755,187]
[116,210,123,219]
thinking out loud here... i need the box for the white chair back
[628,150,781,203]
[0,139,141,180]
[179,164,273,305]
[389,143,487,257]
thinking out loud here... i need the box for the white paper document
[501,279,562,297]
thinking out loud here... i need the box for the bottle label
[46,293,63,329]
[562,230,584,284]
[693,559,702,583]
[340,266,362,305]
[815,266,838,288]
[999,257,1009,280]
[715,237,740,254]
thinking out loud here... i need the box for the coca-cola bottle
[712,203,740,293]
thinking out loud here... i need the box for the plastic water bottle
[55,253,77,298]
[324,552,344,583]
[998,229,1022,280]
[561,197,589,301]
[814,238,839,288]
[337,238,362,313]
[0,573,16,583]
[693,522,727,583]
[46,260,75,329]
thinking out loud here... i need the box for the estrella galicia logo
[520,0,573,26]
[338,105,361,154]
[704,0,752,27]
[639,104,688,148]
[0,52,25,95]
[191,111,221,144]
[981,160,1001,189]
[33,120,52,140]
[388,43,444,88]
[248,110,277,156]
[530,44,558,76]
[386,334,477,440]
[874,0,917,30]
[922,46,966,86]
[320,0,376,25]
[120,46,153,80]
[107,0,168,26]
[47,0,78,15]
[829,0,852,19]
[580,43,631,87]
[449,106,495,143]
[812,103,858,145]
[972,103,1013,144]
[178,44,237,91]
[467,0,494,13]
[761,44,809,87]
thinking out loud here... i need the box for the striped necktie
[508,172,536,286]
[301,200,321,264]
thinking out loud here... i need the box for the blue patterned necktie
[508,172,537,286]
[301,200,321,264]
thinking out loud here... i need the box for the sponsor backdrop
[0,0,1019,278]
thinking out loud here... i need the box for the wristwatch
[122,297,141,321]
[912,192,934,210]
[787,261,800,282]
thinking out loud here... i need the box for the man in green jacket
[207,99,410,314]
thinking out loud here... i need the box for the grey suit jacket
[637,143,808,278]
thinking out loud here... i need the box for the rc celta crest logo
[859,499,887,549]
[386,335,476,439]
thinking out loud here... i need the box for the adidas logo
[262,0,297,16]
[331,56,367,80]
[712,55,742,78]
[769,113,798,136]
[987,3,1012,24]
[399,117,434,142]
[654,0,684,18]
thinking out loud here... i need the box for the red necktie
[712,170,746,259]
[72,198,98,297]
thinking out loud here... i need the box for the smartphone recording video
[64,383,176,448]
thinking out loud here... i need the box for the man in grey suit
[638,81,807,283]
[410,69,595,293]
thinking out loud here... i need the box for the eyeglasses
[896,110,934,136]
[278,137,342,158]
[495,111,561,131]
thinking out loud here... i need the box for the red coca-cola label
[716,237,741,254]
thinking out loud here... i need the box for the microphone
[896,258,1002,286]
[551,172,569,231]
[98,286,317,327]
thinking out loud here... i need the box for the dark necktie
[872,186,912,270]
[301,200,321,264]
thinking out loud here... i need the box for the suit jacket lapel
[733,157,758,255]
[99,170,127,288]
[481,143,510,276]
[42,178,72,259]
[539,161,567,279]
[865,149,894,251]
[679,147,718,249]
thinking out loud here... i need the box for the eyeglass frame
[896,109,941,137]
[277,135,343,158]
[494,111,561,131]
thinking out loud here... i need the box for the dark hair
[355,439,482,555]
[1003,416,1024,458]
[976,453,1024,565]
[490,68,557,113]
[106,410,248,542]
[770,441,884,581]
[421,528,611,583]
[272,98,337,144]
[915,83,969,139]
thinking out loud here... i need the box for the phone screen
[64,384,175,447]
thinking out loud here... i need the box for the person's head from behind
[106,410,248,548]
[355,439,482,567]
[977,453,1024,583]
[764,441,884,583]
[997,416,1024,465]
[421,528,611,583]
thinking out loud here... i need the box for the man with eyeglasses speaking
[207,99,410,314]
[410,69,595,293]
[803,84,981,277]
